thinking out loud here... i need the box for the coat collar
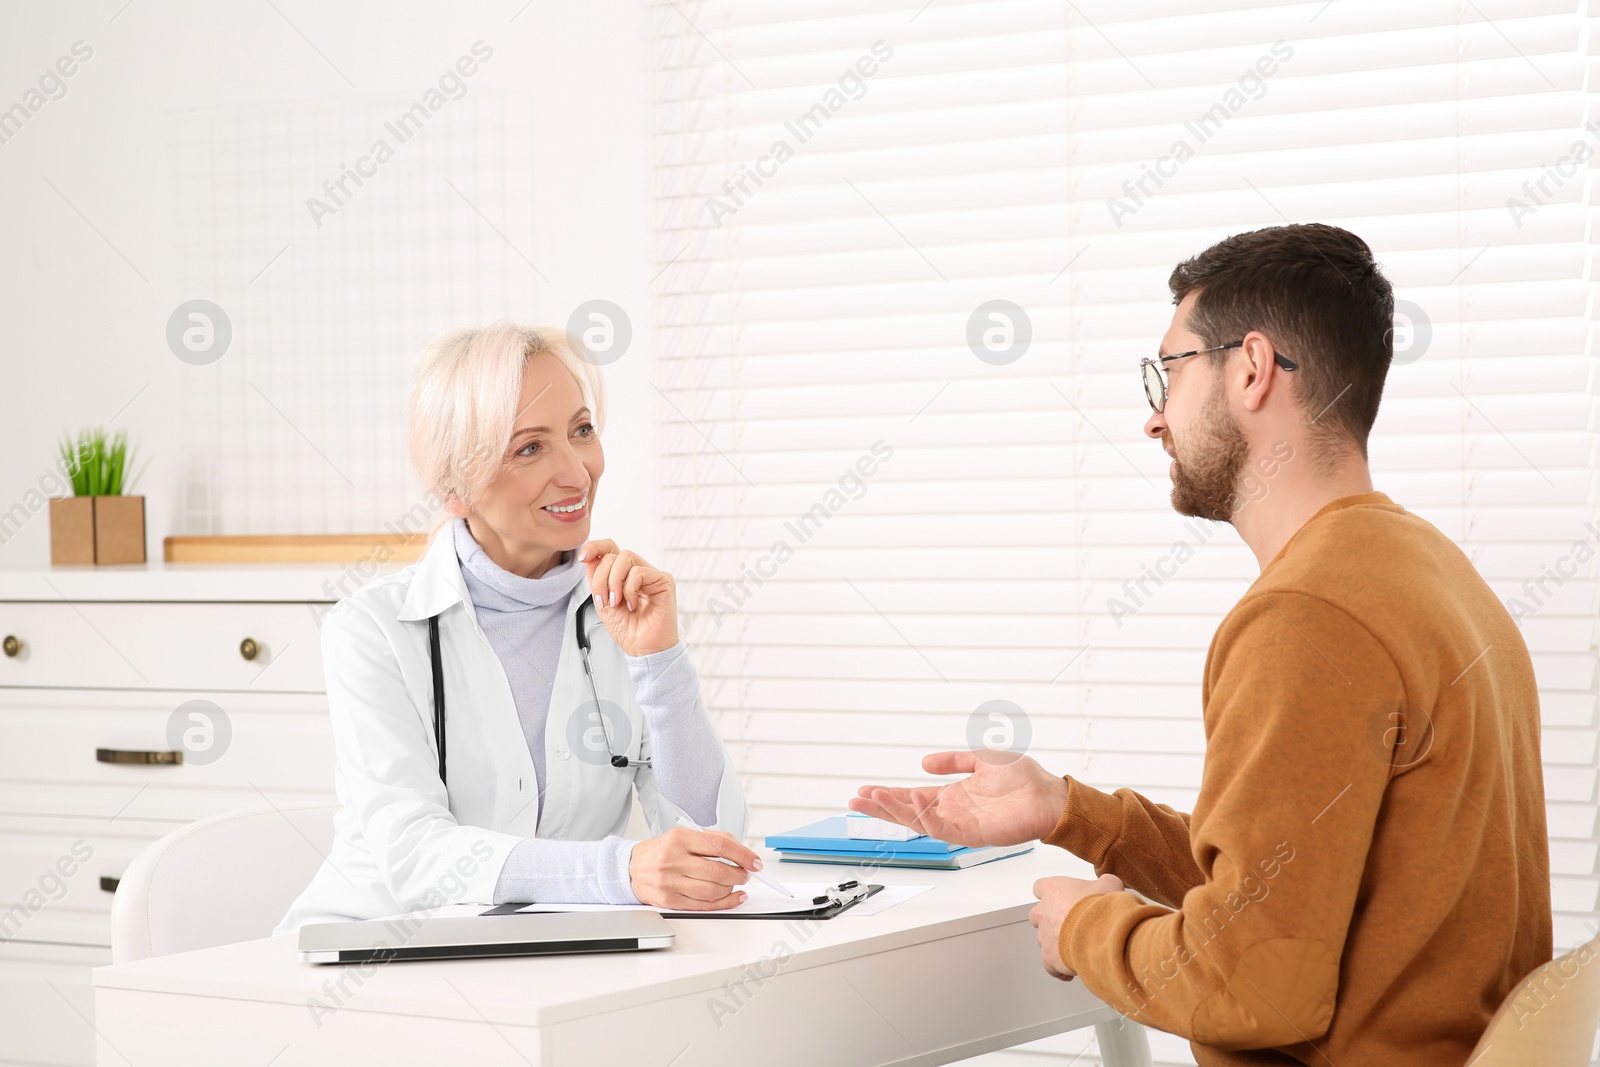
[396,519,594,627]
[396,523,471,622]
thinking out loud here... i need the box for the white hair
[408,321,607,540]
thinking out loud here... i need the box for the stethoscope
[426,592,649,787]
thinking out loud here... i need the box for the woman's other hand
[578,539,678,656]
[628,827,758,910]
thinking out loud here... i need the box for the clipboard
[662,880,883,920]
[480,880,884,921]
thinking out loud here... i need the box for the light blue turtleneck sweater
[449,517,725,905]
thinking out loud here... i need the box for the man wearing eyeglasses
[853,223,1551,1066]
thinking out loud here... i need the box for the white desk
[94,847,1153,1066]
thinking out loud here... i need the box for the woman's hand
[628,827,759,910]
[578,539,678,656]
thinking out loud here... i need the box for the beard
[1168,380,1250,524]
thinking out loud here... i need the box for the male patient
[853,224,1551,1065]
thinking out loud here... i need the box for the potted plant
[49,428,148,565]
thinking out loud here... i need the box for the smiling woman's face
[460,352,604,577]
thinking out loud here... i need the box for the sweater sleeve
[1043,777,1201,909]
[1055,592,1402,1051]
[492,835,641,905]
[625,640,724,827]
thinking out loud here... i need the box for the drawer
[0,601,326,692]
[0,783,338,826]
[0,827,169,945]
[0,690,335,821]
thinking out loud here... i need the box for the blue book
[765,817,963,855]
[774,843,1033,870]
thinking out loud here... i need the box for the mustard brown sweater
[1047,491,1551,1066]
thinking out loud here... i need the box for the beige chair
[1464,931,1600,1066]
[111,804,338,963]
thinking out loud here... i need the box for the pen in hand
[674,813,794,898]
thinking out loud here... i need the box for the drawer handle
[96,748,183,765]
[2,634,19,657]
[239,637,260,661]
[100,876,119,894]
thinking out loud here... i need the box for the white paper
[840,884,932,916]
[844,814,926,841]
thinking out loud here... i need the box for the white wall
[0,0,662,565]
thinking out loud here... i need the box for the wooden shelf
[163,534,427,564]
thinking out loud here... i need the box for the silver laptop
[299,909,674,964]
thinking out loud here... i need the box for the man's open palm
[850,751,1069,848]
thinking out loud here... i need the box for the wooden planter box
[48,496,146,565]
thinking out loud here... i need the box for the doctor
[277,322,754,932]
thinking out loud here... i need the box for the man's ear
[1237,330,1280,413]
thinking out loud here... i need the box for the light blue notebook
[765,817,962,856]
[775,843,1034,870]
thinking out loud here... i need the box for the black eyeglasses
[1140,341,1298,413]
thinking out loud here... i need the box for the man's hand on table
[1029,873,1125,981]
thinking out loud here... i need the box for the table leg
[1093,1015,1154,1067]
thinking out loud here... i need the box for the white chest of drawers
[0,563,373,1067]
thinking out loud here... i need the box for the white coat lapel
[539,587,637,839]
[395,529,540,835]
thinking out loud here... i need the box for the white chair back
[111,804,337,963]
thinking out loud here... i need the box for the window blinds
[647,0,1599,1006]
